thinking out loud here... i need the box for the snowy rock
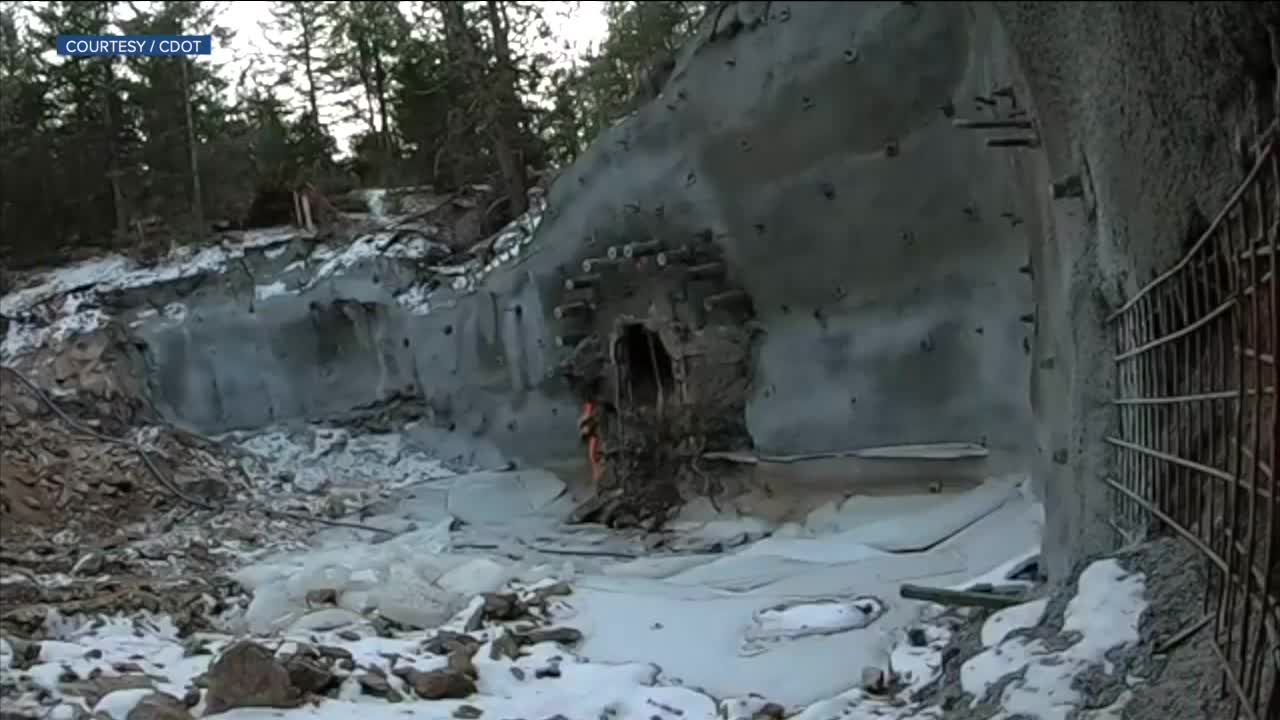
[94,688,157,720]
[124,692,193,720]
[403,668,476,699]
[203,640,302,714]
[283,654,338,695]
[357,672,401,700]
[517,627,583,647]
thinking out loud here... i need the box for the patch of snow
[981,598,1049,647]
[0,256,131,316]
[365,188,388,218]
[162,302,188,324]
[959,558,1147,720]
[93,688,154,719]
[306,232,445,286]
[0,227,306,359]
[255,281,292,302]
[748,597,885,642]
[232,427,454,493]
[395,283,432,315]
[1,291,109,359]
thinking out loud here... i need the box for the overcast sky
[216,1,610,151]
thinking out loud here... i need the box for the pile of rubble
[0,370,239,546]
[0,573,701,720]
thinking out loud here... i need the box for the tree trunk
[181,57,204,231]
[483,0,528,216]
[299,10,320,123]
[101,58,127,237]
[439,0,528,218]
[374,53,390,146]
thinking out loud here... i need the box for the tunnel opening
[617,323,676,410]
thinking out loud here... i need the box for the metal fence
[1106,120,1278,720]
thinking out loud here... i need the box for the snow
[959,559,1148,720]
[749,597,885,641]
[0,440,1080,720]
[0,227,306,359]
[255,281,291,301]
[306,232,445,286]
[396,284,433,315]
[0,290,109,358]
[981,597,1049,647]
[230,427,455,493]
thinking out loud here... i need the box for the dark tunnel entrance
[617,323,675,409]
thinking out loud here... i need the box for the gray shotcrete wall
[136,1,1038,470]
[128,0,1278,580]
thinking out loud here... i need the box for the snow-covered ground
[0,441,1151,720]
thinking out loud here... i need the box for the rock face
[995,0,1279,578]
[129,1,1036,472]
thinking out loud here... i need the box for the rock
[860,666,899,696]
[203,641,302,714]
[125,692,193,720]
[423,631,480,656]
[906,628,928,647]
[517,627,582,647]
[751,703,785,720]
[357,673,393,698]
[175,474,228,503]
[489,631,521,661]
[72,552,104,576]
[305,588,339,606]
[405,669,476,700]
[180,638,210,658]
[61,675,154,707]
[181,689,200,708]
[337,630,361,642]
[481,593,525,621]
[529,582,572,602]
[509,666,525,681]
[316,645,353,662]
[3,636,41,670]
[462,602,485,632]
[534,664,561,679]
[447,647,478,679]
[454,704,484,719]
[284,655,337,695]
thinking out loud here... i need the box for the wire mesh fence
[1106,120,1278,720]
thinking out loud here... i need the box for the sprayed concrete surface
[112,2,1037,472]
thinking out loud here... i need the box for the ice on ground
[960,558,1147,720]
